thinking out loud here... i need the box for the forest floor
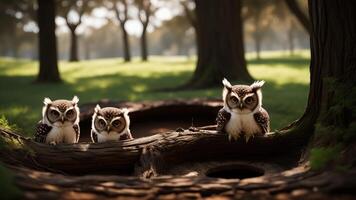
[0,50,310,136]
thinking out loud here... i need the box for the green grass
[0,50,310,136]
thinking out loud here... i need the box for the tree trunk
[140,26,148,62]
[287,20,295,56]
[69,27,79,62]
[84,41,90,60]
[253,16,262,60]
[255,35,261,60]
[36,0,61,83]
[187,0,253,88]
[305,0,356,146]
[285,0,310,34]
[121,25,131,62]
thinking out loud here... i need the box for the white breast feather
[45,125,77,144]
[224,108,261,142]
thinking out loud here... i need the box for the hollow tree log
[0,99,309,175]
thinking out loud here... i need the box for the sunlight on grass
[0,50,310,135]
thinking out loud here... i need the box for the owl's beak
[239,103,243,109]
[107,126,111,133]
[60,116,65,123]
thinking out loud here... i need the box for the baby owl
[91,105,133,143]
[216,78,270,142]
[34,96,80,144]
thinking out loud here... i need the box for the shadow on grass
[248,57,310,68]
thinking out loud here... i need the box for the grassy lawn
[0,50,310,136]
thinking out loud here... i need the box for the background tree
[136,0,154,61]
[110,0,132,62]
[0,0,37,58]
[305,0,356,150]
[187,0,253,88]
[243,0,276,60]
[57,0,92,62]
[284,0,310,33]
[36,0,61,82]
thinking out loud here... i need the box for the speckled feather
[216,108,231,132]
[253,108,270,134]
[73,124,80,142]
[34,122,52,143]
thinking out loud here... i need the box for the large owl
[91,105,133,143]
[34,96,80,144]
[216,78,270,142]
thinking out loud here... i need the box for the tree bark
[140,25,148,61]
[36,0,61,83]
[305,0,356,146]
[285,0,310,34]
[121,25,131,62]
[187,0,253,88]
[114,0,131,62]
[69,26,79,62]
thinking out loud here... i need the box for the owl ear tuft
[43,97,52,105]
[94,104,101,113]
[72,96,79,104]
[222,78,232,91]
[122,108,129,115]
[251,80,265,91]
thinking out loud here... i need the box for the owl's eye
[66,109,74,118]
[50,110,60,118]
[98,119,106,127]
[111,119,122,128]
[245,96,253,104]
[230,96,239,104]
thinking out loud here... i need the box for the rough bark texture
[10,163,356,200]
[187,0,253,88]
[304,0,356,129]
[36,0,61,83]
[285,0,310,34]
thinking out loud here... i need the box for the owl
[34,96,80,144]
[90,105,133,143]
[216,78,270,142]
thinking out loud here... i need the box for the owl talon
[49,141,57,146]
[245,135,254,143]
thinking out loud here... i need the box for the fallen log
[0,99,311,176]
